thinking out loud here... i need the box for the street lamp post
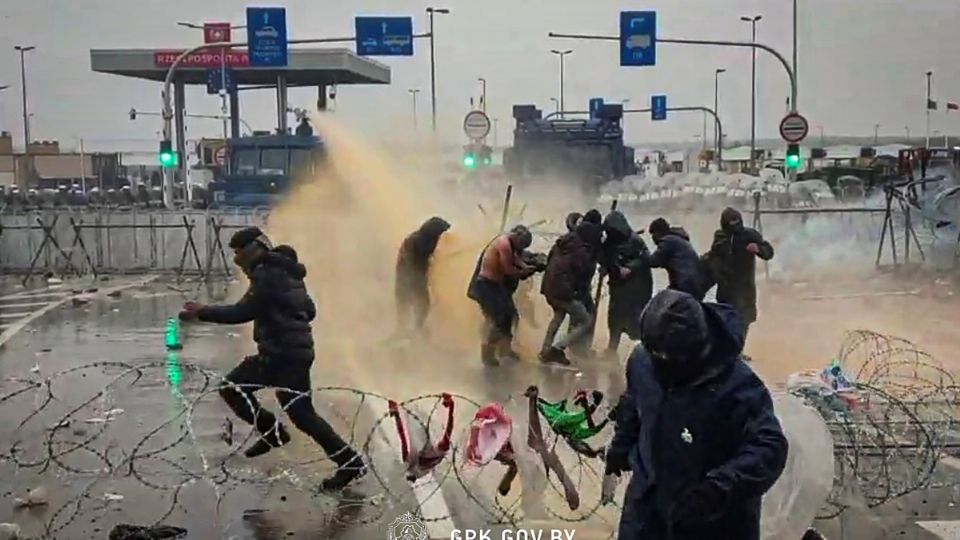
[714,68,726,163]
[550,49,573,118]
[925,71,933,149]
[793,0,798,109]
[408,89,420,129]
[0,85,8,133]
[14,46,35,185]
[426,7,450,133]
[874,123,880,144]
[477,78,487,113]
[904,126,911,141]
[740,15,761,172]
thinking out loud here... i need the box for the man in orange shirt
[467,225,537,366]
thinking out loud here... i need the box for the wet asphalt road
[0,279,959,539]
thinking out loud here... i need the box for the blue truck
[206,133,323,208]
[502,103,637,190]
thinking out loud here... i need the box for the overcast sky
[1,0,958,151]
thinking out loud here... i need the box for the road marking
[0,301,59,310]
[917,520,960,539]
[0,276,158,349]
[0,312,34,319]
[0,291,68,302]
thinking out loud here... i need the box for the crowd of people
[175,204,788,539]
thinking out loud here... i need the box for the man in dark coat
[705,208,774,338]
[179,227,365,491]
[601,211,653,358]
[648,218,704,299]
[605,289,788,540]
[539,221,602,365]
[395,217,451,335]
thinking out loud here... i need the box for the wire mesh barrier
[786,330,959,520]
[0,210,269,281]
[0,360,621,539]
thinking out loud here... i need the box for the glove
[669,481,726,529]
[603,450,630,477]
[178,301,204,321]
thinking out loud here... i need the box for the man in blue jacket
[605,289,788,540]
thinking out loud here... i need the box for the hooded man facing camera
[395,216,451,335]
[179,227,365,491]
[704,207,774,339]
[601,211,653,357]
[605,289,788,540]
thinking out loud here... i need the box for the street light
[904,126,911,141]
[477,78,487,112]
[925,71,933,149]
[714,68,726,160]
[426,7,451,133]
[550,97,559,114]
[14,45,35,182]
[408,89,420,129]
[740,15,761,172]
[873,123,880,144]
[550,49,573,118]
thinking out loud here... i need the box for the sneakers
[320,455,367,491]
[539,347,572,366]
[244,424,291,458]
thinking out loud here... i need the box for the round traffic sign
[779,112,809,143]
[463,110,491,140]
[213,147,227,166]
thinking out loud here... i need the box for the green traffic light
[785,153,801,169]
[159,151,178,169]
[463,155,477,169]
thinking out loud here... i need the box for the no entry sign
[779,112,809,143]
[463,110,491,140]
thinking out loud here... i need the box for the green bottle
[165,317,183,350]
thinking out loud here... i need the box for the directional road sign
[246,7,288,67]
[463,110,491,140]
[355,16,414,56]
[620,11,657,67]
[779,112,810,143]
[651,95,667,121]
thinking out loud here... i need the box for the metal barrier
[0,209,268,282]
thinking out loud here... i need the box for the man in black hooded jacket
[395,217,451,335]
[648,218,704,299]
[179,227,365,491]
[601,211,653,357]
[606,289,788,539]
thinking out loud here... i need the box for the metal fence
[0,208,269,281]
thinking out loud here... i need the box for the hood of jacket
[408,217,451,258]
[665,226,691,241]
[602,211,635,243]
[255,250,308,280]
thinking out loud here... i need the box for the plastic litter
[13,486,48,509]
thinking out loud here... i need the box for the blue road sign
[589,98,605,119]
[620,11,657,67]
[206,68,237,95]
[355,16,414,56]
[246,7,288,67]
[651,95,667,121]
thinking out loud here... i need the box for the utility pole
[874,123,880,145]
[550,49,573,118]
[408,88,420,129]
[477,77,487,112]
[15,45,35,185]
[0,85,8,133]
[426,7,451,133]
[904,126,911,141]
[714,68,726,167]
[793,0,798,109]
[925,71,933,149]
[740,16,762,172]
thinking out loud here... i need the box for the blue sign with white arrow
[246,7,288,67]
[355,16,414,56]
[620,11,657,67]
[651,94,667,121]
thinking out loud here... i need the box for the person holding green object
[535,389,614,457]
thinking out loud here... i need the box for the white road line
[917,520,960,539]
[0,301,58,310]
[0,312,33,319]
[0,276,158,349]
[0,291,68,302]
[371,401,457,539]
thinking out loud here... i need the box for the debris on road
[108,524,187,540]
[0,523,21,540]
[71,295,93,307]
[107,290,123,298]
[13,486,48,509]
[104,493,124,503]
[84,408,125,424]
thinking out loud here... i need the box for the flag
[928,99,938,110]
[948,102,959,112]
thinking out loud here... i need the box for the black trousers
[219,353,356,466]
[473,278,516,342]
[396,283,430,331]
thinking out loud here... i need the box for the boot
[481,343,500,367]
[244,423,291,458]
[539,347,571,366]
[496,338,521,362]
[319,454,367,491]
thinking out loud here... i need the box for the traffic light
[785,143,802,170]
[159,140,178,169]
[479,145,493,166]
[463,151,477,169]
